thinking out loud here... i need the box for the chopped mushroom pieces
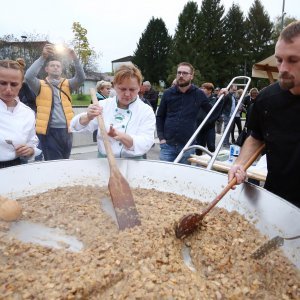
[0,186,299,299]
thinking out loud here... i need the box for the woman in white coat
[70,64,156,158]
[0,58,39,168]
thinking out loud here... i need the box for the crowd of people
[1,20,300,208]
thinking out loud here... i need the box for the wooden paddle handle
[202,143,265,217]
[90,88,117,169]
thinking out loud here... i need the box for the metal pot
[1,159,299,268]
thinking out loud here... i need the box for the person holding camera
[25,44,85,160]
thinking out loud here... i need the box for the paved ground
[70,132,240,161]
[70,139,160,160]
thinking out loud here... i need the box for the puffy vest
[36,79,74,135]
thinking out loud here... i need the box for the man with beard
[156,62,211,164]
[228,21,300,208]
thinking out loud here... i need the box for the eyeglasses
[177,71,191,76]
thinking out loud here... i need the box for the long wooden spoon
[90,88,141,230]
[175,144,265,239]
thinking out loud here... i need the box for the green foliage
[221,3,247,83]
[72,94,91,106]
[170,1,200,67]
[72,22,92,67]
[272,15,298,42]
[0,33,48,70]
[155,0,276,88]
[196,0,226,85]
[132,17,172,84]
[245,0,274,63]
[244,0,275,87]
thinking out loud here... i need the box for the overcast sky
[1,0,299,72]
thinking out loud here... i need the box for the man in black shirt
[228,21,300,208]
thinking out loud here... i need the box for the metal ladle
[175,144,265,239]
[251,235,300,259]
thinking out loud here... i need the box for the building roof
[0,40,49,47]
[85,71,104,81]
[111,56,133,63]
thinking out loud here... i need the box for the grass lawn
[72,94,91,106]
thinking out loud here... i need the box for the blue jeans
[38,128,73,161]
[159,143,194,165]
[222,114,233,146]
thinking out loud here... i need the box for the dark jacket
[144,88,159,105]
[19,82,36,112]
[243,95,255,111]
[196,94,220,129]
[156,84,211,145]
[222,92,236,117]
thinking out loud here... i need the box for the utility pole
[281,0,286,30]
[21,35,27,59]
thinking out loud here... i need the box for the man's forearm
[24,56,45,94]
[69,58,86,90]
[79,113,92,126]
[234,136,264,166]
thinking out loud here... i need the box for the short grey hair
[96,80,112,92]
[143,81,151,87]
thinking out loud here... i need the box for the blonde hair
[113,64,143,86]
[236,89,244,98]
[250,87,259,95]
[0,58,25,80]
[96,80,112,92]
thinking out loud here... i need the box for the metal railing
[174,76,251,169]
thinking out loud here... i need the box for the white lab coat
[70,97,156,158]
[0,98,39,162]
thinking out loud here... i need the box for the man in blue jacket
[156,62,212,164]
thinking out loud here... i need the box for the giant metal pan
[0,159,299,268]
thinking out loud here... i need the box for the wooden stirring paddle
[175,144,265,239]
[90,88,141,230]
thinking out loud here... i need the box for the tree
[71,22,92,68]
[0,33,49,72]
[244,0,275,88]
[171,1,200,67]
[245,0,274,66]
[221,3,247,82]
[272,15,297,42]
[196,0,226,85]
[83,49,101,73]
[132,17,172,84]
